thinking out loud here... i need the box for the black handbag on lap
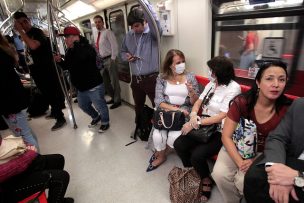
[187,87,218,143]
[153,110,185,131]
[187,121,218,143]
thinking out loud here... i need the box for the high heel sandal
[199,181,213,202]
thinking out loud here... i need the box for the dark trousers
[2,154,70,203]
[244,155,304,203]
[101,58,121,103]
[131,73,157,123]
[173,131,222,179]
[31,69,65,120]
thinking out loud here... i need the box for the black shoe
[64,197,74,203]
[51,119,67,131]
[73,99,78,103]
[45,113,55,120]
[98,124,110,133]
[88,116,101,128]
[106,99,114,104]
[110,102,121,109]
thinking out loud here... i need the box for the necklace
[176,81,180,85]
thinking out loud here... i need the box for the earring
[256,88,260,97]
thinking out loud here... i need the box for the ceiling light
[62,0,96,20]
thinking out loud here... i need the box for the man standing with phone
[121,0,161,128]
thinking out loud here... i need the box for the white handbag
[0,135,26,164]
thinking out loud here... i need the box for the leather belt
[132,72,158,83]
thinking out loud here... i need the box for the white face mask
[175,63,185,74]
[208,69,216,82]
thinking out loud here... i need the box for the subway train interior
[0,0,304,202]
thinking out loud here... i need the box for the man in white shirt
[93,15,121,109]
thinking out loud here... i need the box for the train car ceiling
[60,0,130,20]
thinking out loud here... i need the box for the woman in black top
[0,33,39,149]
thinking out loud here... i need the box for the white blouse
[165,82,188,106]
[199,80,241,116]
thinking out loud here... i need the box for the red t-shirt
[245,32,258,50]
[227,96,289,152]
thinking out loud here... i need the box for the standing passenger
[93,15,122,109]
[120,0,161,128]
[212,60,292,203]
[56,26,110,133]
[174,56,241,202]
[0,33,39,149]
[13,11,66,131]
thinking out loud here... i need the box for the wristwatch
[294,171,304,188]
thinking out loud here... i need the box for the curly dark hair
[207,56,235,86]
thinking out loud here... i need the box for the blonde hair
[0,33,18,63]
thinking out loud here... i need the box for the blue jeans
[77,84,109,125]
[2,109,39,150]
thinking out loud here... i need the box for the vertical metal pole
[47,0,78,129]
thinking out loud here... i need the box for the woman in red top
[212,60,292,203]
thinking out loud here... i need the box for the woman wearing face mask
[174,56,241,202]
[146,49,200,172]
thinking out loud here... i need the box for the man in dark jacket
[13,11,66,131]
[56,26,110,132]
[244,98,304,203]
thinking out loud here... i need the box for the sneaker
[88,116,101,128]
[51,119,67,131]
[98,124,110,133]
[45,113,55,120]
[110,102,121,109]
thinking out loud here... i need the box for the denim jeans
[77,84,109,125]
[2,109,39,150]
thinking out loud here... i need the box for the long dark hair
[236,60,292,113]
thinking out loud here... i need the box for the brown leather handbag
[168,166,201,203]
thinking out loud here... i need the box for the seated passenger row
[147,49,301,203]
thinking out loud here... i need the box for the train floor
[1,101,224,203]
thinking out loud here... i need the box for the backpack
[27,87,49,117]
[133,105,154,141]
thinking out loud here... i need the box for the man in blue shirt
[121,0,161,127]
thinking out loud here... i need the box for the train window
[109,10,130,83]
[80,19,93,44]
[212,2,304,97]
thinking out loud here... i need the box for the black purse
[187,87,218,143]
[153,109,185,131]
[187,119,218,143]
